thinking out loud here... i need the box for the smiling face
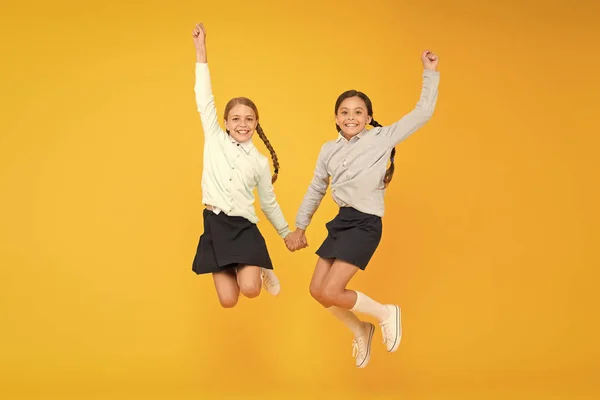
[223,97,260,143]
[224,104,257,143]
[334,90,374,140]
[335,96,373,139]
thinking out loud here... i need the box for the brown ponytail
[335,91,396,188]
[223,97,280,184]
[256,123,280,184]
[370,119,396,187]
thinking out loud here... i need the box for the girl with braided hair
[286,50,440,367]
[190,23,301,307]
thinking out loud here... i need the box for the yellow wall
[1,0,598,398]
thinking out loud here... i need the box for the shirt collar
[336,129,367,143]
[229,135,255,154]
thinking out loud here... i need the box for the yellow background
[1,0,599,398]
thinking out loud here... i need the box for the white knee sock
[350,291,390,322]
[327,306,365,337]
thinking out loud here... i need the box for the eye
[356,110,362,115]
[340,111,347,115]
[232,117,239,121]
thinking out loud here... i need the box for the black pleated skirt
[316,207,382,270]
[192,209,274,275]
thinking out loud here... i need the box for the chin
[233,134,253,143]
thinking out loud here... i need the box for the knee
[321,285,343,307]
[239,281,261,298]
[309,284,331,307]
[309,282,322,301]
[218,294,239,309]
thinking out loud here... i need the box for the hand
[284,229,308,252]
[421,50,439,71]
[192,23,206,50]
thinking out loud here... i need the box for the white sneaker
[352,322,375,368]
[260,268,280,296]
[379,305,401,352]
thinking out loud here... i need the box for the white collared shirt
[194,62,290,238]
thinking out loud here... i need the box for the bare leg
[320,259,361,309]
[311,258,374,367]
[212,269,240,308]
[235,265,262,298]
[309,257,335,307]
[316,260,401,353]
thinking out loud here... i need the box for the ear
[224,119,230,130]
[367,115,372,125]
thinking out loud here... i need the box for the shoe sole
[388,306,402,353]
[357,323,375,368]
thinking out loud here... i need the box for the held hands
[284,229,308,252]
[192,23,206,50]
[421,50,439,71]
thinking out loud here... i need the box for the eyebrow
[339,107,365,111]
[230,114,255,117]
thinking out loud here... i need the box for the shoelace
[380,322,393,345]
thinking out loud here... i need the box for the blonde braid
[256,123,280,184]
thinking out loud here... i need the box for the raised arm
[192,23,223,138]
[382,50,440,147]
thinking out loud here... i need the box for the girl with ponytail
[190,23,299,308]
[286,50,440,368]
